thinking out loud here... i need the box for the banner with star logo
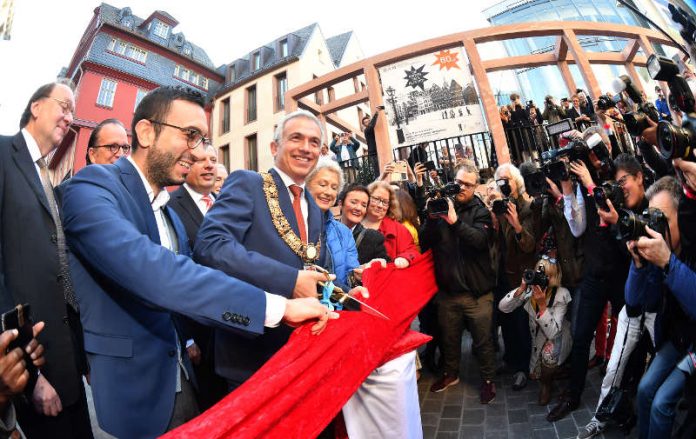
[377,46,485,147]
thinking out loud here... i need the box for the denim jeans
[637,341,687,439]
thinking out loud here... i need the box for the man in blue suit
[61,87,335,439]
[195,110,361,390]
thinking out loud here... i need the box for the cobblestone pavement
[417,333,638,439]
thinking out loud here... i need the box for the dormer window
[253,52,261,71]
[280,39,288,58]
[153,21,170,39]
[184,46,192,56]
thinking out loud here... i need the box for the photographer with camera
[420,164,497,403]
[655,86,673,123]
[548,144,648,421]
[491,163,537,391]
[499,256,572,406]
[542,95,567,124]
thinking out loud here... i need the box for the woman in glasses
[499,256,572,406]
[363,181,419,268]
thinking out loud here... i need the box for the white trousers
[342,351,422,439]
[595,306,656,413]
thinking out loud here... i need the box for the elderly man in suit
[0,79,93,438]
[85,118,130,165]
[61,86,335,439]
[195,110,364,390]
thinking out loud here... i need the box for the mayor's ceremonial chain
[260,172,320,265]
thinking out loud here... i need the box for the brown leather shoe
[430,374,460,393]
[546,395,579,422]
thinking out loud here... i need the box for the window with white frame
[173,64,208,90]
[153,21,170,39]
[107,38,147,63]
[134,89,147,111]
[253,52,261,70]
[97,78,117,108]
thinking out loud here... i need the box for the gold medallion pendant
[260,172,321,265]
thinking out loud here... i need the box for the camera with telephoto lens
[539,137,591,182]
[593,181,624,212]
[617,207,668,241]
[646,54,696,162]
[596,95,617,111]
[523,266,549,288]
[491,178,512,215]
[524,171,548,197]
[612,75,660,136]
[427,182,461,216]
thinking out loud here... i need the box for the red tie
[289,185,307,243]
[202,194,213,212]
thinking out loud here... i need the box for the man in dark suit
[61,87,335,438]
[168,142,226,409]
[195,110,361,390]
[0,80,93,438]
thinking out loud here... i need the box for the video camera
[611,75,660,136]
[617,207,668,241]
[647,54,696,163]
[427,182,461,215]
[523,266,549,288]
[537,137,590,184]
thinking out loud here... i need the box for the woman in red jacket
[363,181,419,267]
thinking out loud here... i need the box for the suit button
[222,311,232,321]
[168,350,176,357]
[242,317,250,326]
[51,234,57,244]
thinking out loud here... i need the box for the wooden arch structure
[286,21,682,169]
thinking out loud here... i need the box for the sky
[0,0,505,133]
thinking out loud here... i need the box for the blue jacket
[655,97,672,121]
[324,212,360,286]
[330,137,360,165]
[61,158,265,439]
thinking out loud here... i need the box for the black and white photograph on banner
[377,46,486,147]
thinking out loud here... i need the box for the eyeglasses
[617,174,632,187]
[50,97,75,118]
[370,196,390,207]
[91,143,131,154]
[455,180,477,190]
[541,255,557,264]
[149,120,210,149]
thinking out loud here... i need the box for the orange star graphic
[432,49,461,71]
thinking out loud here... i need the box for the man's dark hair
[614,153,642,177]
[338,183,370,206]
[362,115,370,123]
[131,86,205,152]
[19,78,75,129]
[86,118,126,165]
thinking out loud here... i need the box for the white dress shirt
[21,128,45,179]
[183,183,212,215]
[563,183,587,238]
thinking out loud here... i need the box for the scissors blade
[340,293,390,321]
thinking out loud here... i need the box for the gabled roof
[326,31,352,66]
[97,2,216,72]
[221,23,319,89]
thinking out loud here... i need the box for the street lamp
[385,86,405,143]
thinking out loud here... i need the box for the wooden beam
[622,39,640,63]
[554,36,568,61]
[637,34,655,58]
[557,61,577,97]
[363,64,390,171]
[463,38,510,164]
[483,53,558,72]
[319,89,369,115]
[563,29,601,100]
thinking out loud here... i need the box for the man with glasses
[85,118,130,165]
[420,163,498,403]
[0,79,94,437]
[60,86,334,438]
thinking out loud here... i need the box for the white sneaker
[576,418,605,439]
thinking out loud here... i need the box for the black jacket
[352,223,389,265]
[420,196,495,296]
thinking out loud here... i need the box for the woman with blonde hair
[499,256,572,406]
[363,180,419,268]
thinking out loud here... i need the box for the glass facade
[484,0,654,105]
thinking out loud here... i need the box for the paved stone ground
[417,332,638,439]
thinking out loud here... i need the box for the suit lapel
[11,133,53,217]
[116,158,161,244]
[176,188,203,226]
[270,169,301,237]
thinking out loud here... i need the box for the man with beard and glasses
[60,86,335,439]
